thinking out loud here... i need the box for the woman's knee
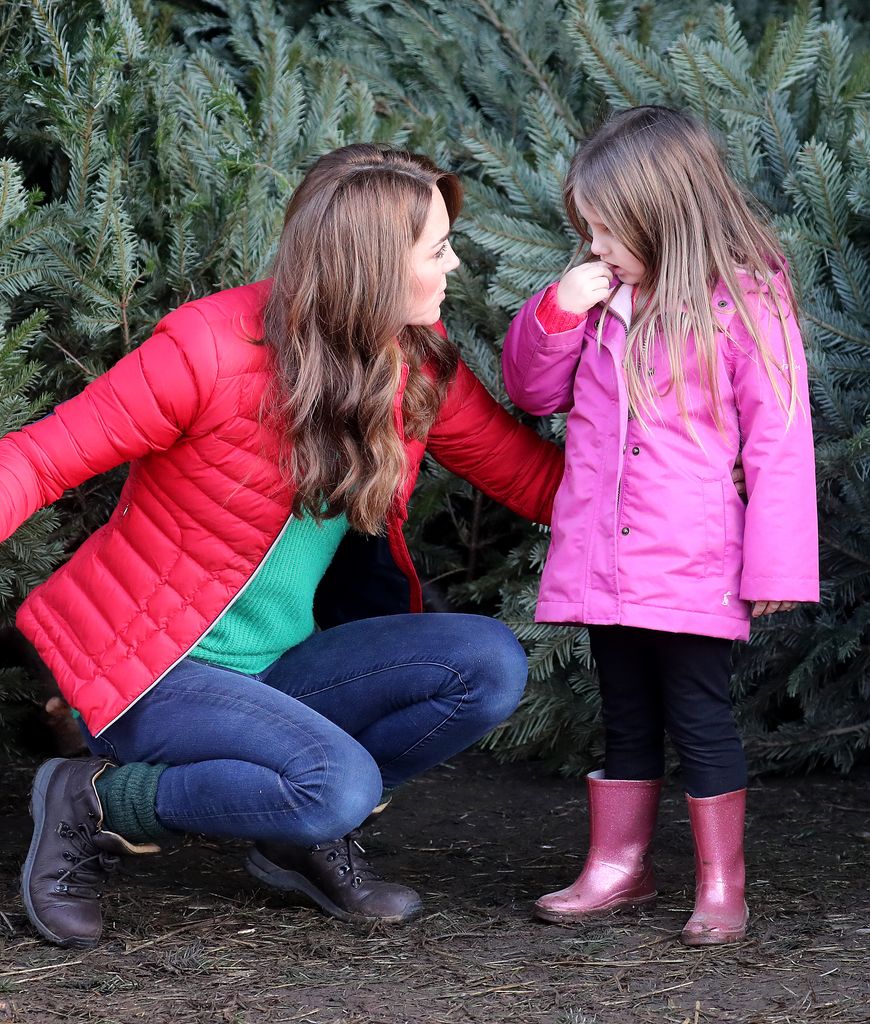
[277,740,382,845]
[458,616,528,727]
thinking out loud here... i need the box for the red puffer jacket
[0,281,564,735]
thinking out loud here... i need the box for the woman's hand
[752,600,797,617]
[556,262,614,315]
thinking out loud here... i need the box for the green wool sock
[94,762,176,845]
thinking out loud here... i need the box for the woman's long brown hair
[263,144,461,534]
[563,106,801,438]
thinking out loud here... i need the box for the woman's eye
[435,242,449,259]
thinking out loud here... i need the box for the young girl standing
[502,106,818,945]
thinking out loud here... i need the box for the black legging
[588,625,747,798]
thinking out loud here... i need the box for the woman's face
[406,186,461,326]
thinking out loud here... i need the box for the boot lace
[316,829,380,890]
[54,814,120,899]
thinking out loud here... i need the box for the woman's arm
[729,282,819,605]
[0,305,217,542]
[501,285,588,416]
[425,358,564,525]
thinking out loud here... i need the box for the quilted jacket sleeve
[0,306,218,543]
[502,286,588,416]
[728,280,819,602]
[426,358,564,525]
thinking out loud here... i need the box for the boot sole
[20,759,100,949]
[681,928,747,946]
[533,892,657,926]
[681,907,749,946]
[244,848,422,925]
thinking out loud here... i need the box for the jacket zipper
[189,514,296,646]
[97,513,295,735]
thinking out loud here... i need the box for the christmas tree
[1,0,867,775]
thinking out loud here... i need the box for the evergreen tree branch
[473,0,583,137]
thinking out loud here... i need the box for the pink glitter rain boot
[534,771,662,925]
[681,788,749,945]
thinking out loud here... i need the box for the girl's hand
[557,262,614,315]
[752,600,797,617]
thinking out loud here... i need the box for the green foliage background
[1,0,868,775]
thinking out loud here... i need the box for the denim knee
[279,740,382,845]
[463,617,528,729]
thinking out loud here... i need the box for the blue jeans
[82,614,527,845]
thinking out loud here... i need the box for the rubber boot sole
[20,758,100,949]
[245,847,422,925]
[533,891,657,926]
[681,903,749,946]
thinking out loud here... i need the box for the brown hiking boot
[245,829,422,924]
[21,758,159,949]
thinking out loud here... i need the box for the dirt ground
[0,751,868,1024]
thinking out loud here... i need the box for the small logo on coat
[722,592,732,606]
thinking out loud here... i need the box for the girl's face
[577,199,646,286]
[406,186,461,326]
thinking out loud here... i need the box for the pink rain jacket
[502,272,819,641]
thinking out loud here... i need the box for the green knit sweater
[190,513,349,673]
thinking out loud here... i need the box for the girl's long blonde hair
[563,105,800,434]
[263,144,461,534]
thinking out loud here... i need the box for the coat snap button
[621,527,630,536]
[631,446,640,456]
[593,318,600,328]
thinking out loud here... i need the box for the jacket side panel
[534,315,623,626]
[728,283,819,601]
